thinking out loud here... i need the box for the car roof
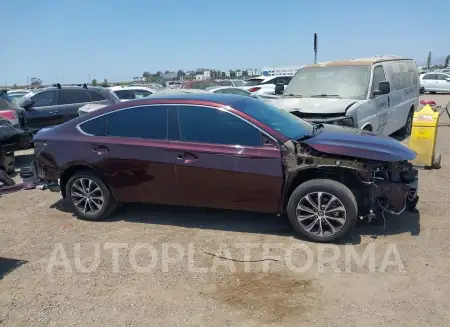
[304,56,413,68]
[81,93,254,118]
[30,85,110,94]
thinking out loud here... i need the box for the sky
[2,0,449,85]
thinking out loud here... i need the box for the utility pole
[314,33,318,64]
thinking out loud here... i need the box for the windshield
[244,78,264,87]
[234,97,313,140]
[285,65,371,100]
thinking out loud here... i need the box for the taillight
[0,110,19,126]
[248,87,261,93]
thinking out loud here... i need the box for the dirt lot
[1,95,450,327]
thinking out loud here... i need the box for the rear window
[244,79,264,87]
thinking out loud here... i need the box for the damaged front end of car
[281,141,419,223]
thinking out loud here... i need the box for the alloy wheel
[296,191,347,237]
[70,177,105,215]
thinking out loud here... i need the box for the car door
[24,90,63,131]
[436,74,450,92]
[371,65,393,135]
[59,89,92,122]
[170,104,284,213]
[78,105,182,205]
[421,74,437,91]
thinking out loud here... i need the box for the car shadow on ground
[0,257,28,280]
[50,200,421,245]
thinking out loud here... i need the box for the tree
[92,79,97,86]
[142,71,151,82]
[164,70,171,75]
[156,71,162,76]
[102,79,108,87]
[13,84,17,89]
[427,51,432,69]
[177,70,186,78]
[445,55,450,68]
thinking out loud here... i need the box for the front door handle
[92,145,110,154]
[49,111,59,114]
[177,152,198,163]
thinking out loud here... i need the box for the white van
[269,56,420,137]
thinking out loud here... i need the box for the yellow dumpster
[409,104,441,168]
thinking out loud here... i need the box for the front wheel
[65,170,117,221]
[398,110,414,138]
[286,179,358,242]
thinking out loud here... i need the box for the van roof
[304,56,414,68]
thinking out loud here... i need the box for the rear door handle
[92,145,110,153]
[49,111,59,114]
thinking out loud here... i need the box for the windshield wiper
[310,94,341,98]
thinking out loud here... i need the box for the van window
[385,61,418,91]
[284,65,371,100]
[371,66,387,92]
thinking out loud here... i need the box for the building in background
[261,65,304,76]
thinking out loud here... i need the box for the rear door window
[422,74,437,80]
[133,90,152,98]
[437,74,449,81]
[177,105,262,146]
[114,90,135,100]
[106,106,168,140]
[88,90,107,101]
[60,90,90,105]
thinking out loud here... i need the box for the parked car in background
[16,84,120,133]
[166,81,182,89]
[269,56,420,137]
[7,89,30,103]
[0,117,32,173]
[242,75,292,95]
[181,80,221,90]
[420,72,450,94]
[33,93,418,242]
[108,86,158,102]
[0,90,27,128]
[217,79,246,87]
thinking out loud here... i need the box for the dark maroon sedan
[32,94,418,242]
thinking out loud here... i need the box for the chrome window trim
[76,103,280,145]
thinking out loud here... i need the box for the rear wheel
[65,170,117,221]
[286,179,358,242]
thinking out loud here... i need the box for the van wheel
[286,179,358,242]
[398,110,414,138]
[65,170,117,221]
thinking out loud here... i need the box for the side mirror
[373,81,390,96]
[21,98,34,109]
[274,83,284,95]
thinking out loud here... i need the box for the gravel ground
[1,94,449,327]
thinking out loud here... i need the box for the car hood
[302,124,416,162]
[267,97,358,114]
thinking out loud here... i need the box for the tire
[65,170,117,221]
[398,110,414,138]
[432,152,441,169]
[286,179,358,242]
[419,87,424,94]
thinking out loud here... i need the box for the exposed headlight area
[291,111,354,127]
